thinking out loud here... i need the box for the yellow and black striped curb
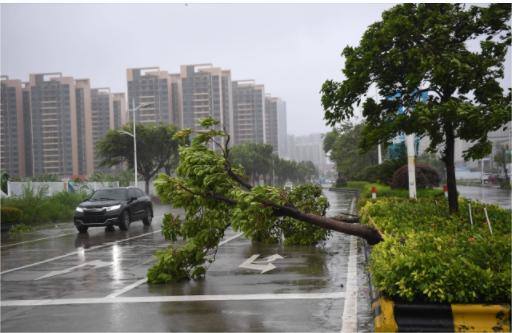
[372,297,511,332]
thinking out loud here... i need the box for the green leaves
[321,3,511,214]
[148,123,332,283]
[96,122,181,192]
[362,196,511,303]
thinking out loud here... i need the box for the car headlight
[106,204,122,212]
[75,207,84,213]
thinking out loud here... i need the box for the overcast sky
[1,3,509,136]
[1,3,397,135]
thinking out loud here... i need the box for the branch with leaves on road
[147,118,382,283]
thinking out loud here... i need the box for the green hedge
[1,189,88,226]
[360,196,511,304]
[1,207,22,224]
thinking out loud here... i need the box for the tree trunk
[444,127,459,213]
[143,175,151,195]
[275,204,383,245]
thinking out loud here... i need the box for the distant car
[74,187,153,233]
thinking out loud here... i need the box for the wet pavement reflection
[1,191,373,332]
[457,185,511,209]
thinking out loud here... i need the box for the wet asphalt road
[1,191,372,332]
[457,185,511,209]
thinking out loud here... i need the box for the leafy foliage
[230,143,318,186]
[323,123,378,180]
[321,3,512,213]
[9,224,33,235]
[390,164,441,189]
[360,197,511,303]
[0,185,87,226]
[147,118,379,284]
[96,122,180,193]
[1,207,22,223]
[1,171,8,193]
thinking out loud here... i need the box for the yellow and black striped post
[373,297,511,332]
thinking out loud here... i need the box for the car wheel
[76,225,88,233]
[119,211,130,231]
[142,207,152,225]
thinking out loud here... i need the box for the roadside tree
[230,143,274,184]
[321,3,511,213]
[323,123,378,181]
[96,123,180,194]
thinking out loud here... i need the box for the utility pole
[405,134,417,199]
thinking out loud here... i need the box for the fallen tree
[148,118,382,283]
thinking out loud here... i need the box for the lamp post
[119,99,153,188]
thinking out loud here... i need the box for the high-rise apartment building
[178,64,233,139]
[0,76,25,177]
[75,79,93,176]
[127,67,174,124]
[232,80,266,145]
[21,82,33,176]
[264,96,279,152]
[29,73,79,176]
[276,99,287,158]
[91,88,114,170]
[264,96,287,155]
[112,93,127,129]
[287,133,328,174]
[169,74,183,127]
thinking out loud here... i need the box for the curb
[372,297,511,332]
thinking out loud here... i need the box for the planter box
[372,296,511,332]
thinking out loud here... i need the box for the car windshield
[90,189,127,201]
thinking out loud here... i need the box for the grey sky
[1,3,395,135]
[1,4,509,135]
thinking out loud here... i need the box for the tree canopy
[96,122,180,194]
[147,118,382,284]
[321,3,511,213]
[323,123,378,180]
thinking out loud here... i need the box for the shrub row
[359,195,511,304]
[1,187,88,226]
[1,207,22,224]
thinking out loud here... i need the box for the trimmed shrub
[1,207,22,224]
[390,164,441,189]
[360,197,511,303]
[359,159,404,184]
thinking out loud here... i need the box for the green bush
[1,187,88,226]
[360,197,511,303]
[358,159,404,184]
[1,207,22,224]
[9,224,32,235]
[390,164,441,189]
[347,181,443,208]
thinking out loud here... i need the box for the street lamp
[119,100,154,188]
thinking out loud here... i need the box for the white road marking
[35,260,112,280]
[1,232,76,249]
[106,278,148,298]
[1,292,346,307]
[349,198,356,215]
[105,231,244,298]
[218,232,243,246]
[239,254,284,274]
[0,225,163,276]
[340,236,358,333]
